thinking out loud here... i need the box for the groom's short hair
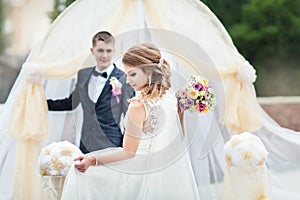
[92,31,115,47]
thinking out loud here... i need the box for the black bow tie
[93,70,107,78]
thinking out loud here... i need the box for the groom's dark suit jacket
[47,65,134,153]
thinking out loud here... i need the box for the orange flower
[203,107,209,113]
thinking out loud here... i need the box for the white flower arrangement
[224,132,268,167]
[38,141,82,176]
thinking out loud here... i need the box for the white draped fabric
[0,0,299,199]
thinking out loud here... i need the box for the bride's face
[124,65,149,91]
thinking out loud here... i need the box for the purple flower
[178,102,186,111]
[186,98,194,107]
[177,89,187,98]
[198,103,207,112]
[192,83,204,91]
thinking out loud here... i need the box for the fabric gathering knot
[22,62,45,83]
[236,60,257,83]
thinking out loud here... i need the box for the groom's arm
[47,86,81,111]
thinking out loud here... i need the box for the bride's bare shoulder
[128,100,146,121]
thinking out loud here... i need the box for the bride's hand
[74,155,95,173]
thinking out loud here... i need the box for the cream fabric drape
[0,0,299,199]
[222,165,271,200]
[7,58,87,199]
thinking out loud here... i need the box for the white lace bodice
[124,90,180,154]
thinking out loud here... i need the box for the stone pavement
[258,96,300,132]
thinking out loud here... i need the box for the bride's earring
[148,75,151,87]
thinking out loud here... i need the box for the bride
[61,43,200,199]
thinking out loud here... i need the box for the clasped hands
[74,155,97,173]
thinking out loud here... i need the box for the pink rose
[112,87,122,96]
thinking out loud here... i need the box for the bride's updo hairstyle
[122,43,171,101]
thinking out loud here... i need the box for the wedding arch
[0,0,299,199]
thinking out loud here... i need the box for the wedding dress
[61,90,200,200]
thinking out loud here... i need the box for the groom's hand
[74,155,95,173]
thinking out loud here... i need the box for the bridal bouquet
[38,141,82,176]
[224,132,268,167]
[176,75,216,113]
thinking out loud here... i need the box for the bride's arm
[75,101,145,173]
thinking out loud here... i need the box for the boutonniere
[110,77,122,103]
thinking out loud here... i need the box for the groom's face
[91,40,115,71]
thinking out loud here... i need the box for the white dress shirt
[88,64,114,103]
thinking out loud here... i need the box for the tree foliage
[201,0,249,25]
[201,0,300,62]
[231,0,300,61]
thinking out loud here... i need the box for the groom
[47,31,134,153]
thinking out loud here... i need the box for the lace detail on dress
[137,91,177,154]
[124,90,175,154]
[142,100,164,136]
[136,100,165,154]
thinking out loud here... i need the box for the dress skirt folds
[41,176,65,200]
[61,154,199,200]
